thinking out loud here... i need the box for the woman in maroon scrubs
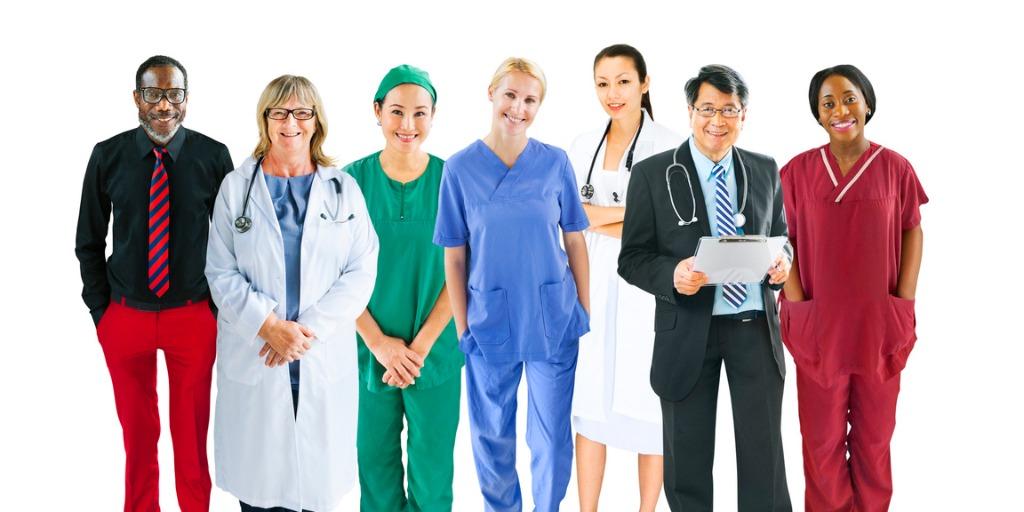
[779,65,927,512]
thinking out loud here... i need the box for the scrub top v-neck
[345,152,463,391]
[434,139,590,363]
[263,171,315,391]
[780,142,928,386]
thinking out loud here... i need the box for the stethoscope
[580,114,644,202]
[665,143,749,228]
[234,157,354,233]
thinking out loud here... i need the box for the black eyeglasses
[265,108,316,120]
[139,87,187,105]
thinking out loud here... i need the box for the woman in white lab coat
[568,44,681,512]
[206,75,378,512]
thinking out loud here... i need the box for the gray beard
[139,118,181,146]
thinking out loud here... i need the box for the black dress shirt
[76,126,233,324]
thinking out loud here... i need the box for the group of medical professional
[75,45,925,512]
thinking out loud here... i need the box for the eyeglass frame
[691,105,745,118]
[138,87,188,105]
[264,108,316,120]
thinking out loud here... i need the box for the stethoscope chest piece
[580,183,595,200]
[234,216,252,233]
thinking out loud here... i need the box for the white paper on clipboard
[692,235,788,284]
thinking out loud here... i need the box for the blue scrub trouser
[464,351,578,512]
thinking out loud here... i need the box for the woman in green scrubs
[345,65,464,512]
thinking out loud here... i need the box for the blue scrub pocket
[540,274,589,341]
[467,286,511,345]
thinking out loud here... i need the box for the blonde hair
[488,57,547,102]
[253,75,334,166]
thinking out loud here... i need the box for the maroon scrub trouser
[796,370,901,512]
[96,298,217,512]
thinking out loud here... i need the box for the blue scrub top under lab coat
[434,139,590,363]
[264,171,315,389]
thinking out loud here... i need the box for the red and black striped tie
[148,147,171,297]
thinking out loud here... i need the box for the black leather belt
[716,310,764,322]
[112,292,208,312]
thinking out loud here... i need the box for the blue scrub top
[264,171,315,389]
[434,139,590,363]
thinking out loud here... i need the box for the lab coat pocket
[780,297,820,364]
[322,335,358,383]
[467,286,511,345]
[883,295,917,356]
[540,275,589,341]
[217,333,264,386]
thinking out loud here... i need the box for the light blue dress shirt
[264,172,315,389]
[688,139,764,315]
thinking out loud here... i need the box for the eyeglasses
[265,108,316,120]
[693,106,743,118]
[139,87,187,105]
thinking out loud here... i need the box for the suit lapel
[675,140,713,238]
[733,146,757,235]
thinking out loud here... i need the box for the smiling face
[817,74,869,144]
[375,83,434,154]
[688,82,745,162]
[488,70,543,137]
[594,56,648,121]
[134,66,187,145]
[267,96,316,154]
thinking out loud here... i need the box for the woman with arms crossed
[779,65,926,512]
[434,57,590,512]
[206,75,378,511]
[346,64,463,512]
[568,44,681,512]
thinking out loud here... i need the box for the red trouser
[96,299,217,512]
[796,370,901,512]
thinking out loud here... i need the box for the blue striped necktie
[712,164,747,308]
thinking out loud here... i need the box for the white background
[2,0,1021,510]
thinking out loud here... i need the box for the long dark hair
[593,44,653,120]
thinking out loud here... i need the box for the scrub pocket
[877,294,918,381]
[467,286,511,345]
[780,297,820,365]
[540,274,589,341]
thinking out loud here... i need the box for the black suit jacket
[618,140,789,401]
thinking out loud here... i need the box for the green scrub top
[345,152,464,392]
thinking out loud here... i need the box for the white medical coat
[569,112,681,425]
[206,156,378,511]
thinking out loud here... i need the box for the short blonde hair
[488,57,547,102]
[253,75,334,166]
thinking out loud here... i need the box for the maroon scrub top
[779,142,928,386]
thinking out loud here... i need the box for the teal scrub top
[345,152,464,391]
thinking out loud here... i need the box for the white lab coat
[569,112,682,429]
[206,156,378,511]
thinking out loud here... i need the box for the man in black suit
[618,65,793,511]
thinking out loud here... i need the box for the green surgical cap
[373,64,437,104]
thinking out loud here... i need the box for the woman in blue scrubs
[434,57,590,512]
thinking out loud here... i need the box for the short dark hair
[135,55,188,91]
[684,64,748,107]
[808,64,876,124]
[594,44,654,119]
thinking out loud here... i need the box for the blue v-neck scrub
[434,139,590,511]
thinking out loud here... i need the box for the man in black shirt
[75,55,232,512]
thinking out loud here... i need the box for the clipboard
[692,235,788,285]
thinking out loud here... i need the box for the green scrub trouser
[357,374,461,512]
